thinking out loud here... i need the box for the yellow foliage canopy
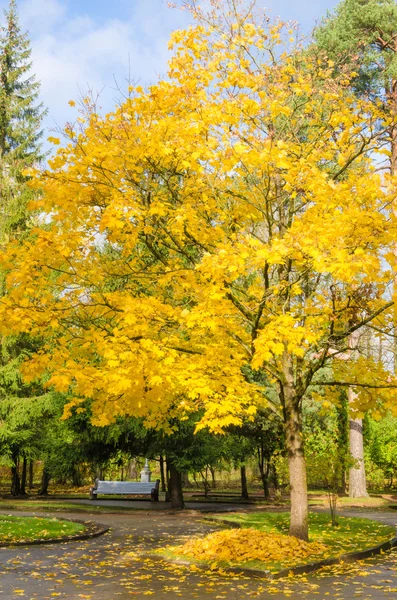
[1,7,397,432]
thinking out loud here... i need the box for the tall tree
[314,0,397,498]
[0,0,47,493]
[0,0,45,238]
[1,2,397,539]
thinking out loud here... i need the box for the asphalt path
[0,508,395,599]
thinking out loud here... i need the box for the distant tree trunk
[11,453,20,496]
[348,331,368,498]
[167,459,184,509]
[159,455,166,492]
[271,464,279,492]
[181,471,193,489]
[72,470,83,487]
[28,460,34,489]
[37,468,50,496]
[20,457,27,495]
[257,445,270,499]
[240,465,249,500]
[209,466,216,489]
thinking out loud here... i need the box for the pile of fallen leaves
[173,528,327,566]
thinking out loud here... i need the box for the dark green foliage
[314,0,397,100]
[0,0,46,238]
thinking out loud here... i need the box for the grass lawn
[0,514,85,543]
[162,512,396,574]
[0,499,143,514]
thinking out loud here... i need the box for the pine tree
[313,0,397,499]
[0,0,46,238]
[0,0,49,495]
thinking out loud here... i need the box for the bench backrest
[95,480,156,494]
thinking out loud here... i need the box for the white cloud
[19,0,65,33]
[0,0,192,140]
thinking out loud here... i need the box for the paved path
[0,508,395,599]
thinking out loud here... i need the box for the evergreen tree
[0,0,46,238]
[313,0,397,498]
[314,0,397,171]
[0,0,48,495]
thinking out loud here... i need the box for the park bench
[89,479,160,501]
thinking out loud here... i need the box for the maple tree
[1,1,397,539]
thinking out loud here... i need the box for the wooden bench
[89,479,160,501]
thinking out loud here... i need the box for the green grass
[0,514,84,543]
[0,500,143,513]
[210,511,396,556]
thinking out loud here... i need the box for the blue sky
[1,0,339,136]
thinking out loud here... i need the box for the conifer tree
[0,0,46,238]
[313,0,397,498]
[0,0,48,495]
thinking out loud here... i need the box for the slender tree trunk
[37,467,50,496]
[348,331,368,498]
[167,459,184,509]
[348,413,368,497]
[11,453,20,496]
[159,455,166,492]
[240,465,249,500]
[20,457,27,495]
[209,466,216,489]
[281,357,308,541]
[257,444,270,499]
[28,460,34,489]
[181,471,193,489]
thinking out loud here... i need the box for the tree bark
[348,331,368,498]
[28,460,34,489]
[209,466,216,489]
[257,446,270,499]
[20,457,27,495]
[281,358,308,541]
[348,413,368,497]
[167,459,184,509]
[10,453,20,496]
[240,465,249,500]
[159,455,166,492]
[37,467,50,496]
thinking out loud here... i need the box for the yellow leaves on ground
[172,528,326,568]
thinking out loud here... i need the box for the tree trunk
[209,466,216,489]
[282,368,308,541]
[28,460,34,489]
[348,413,368,497]
[348,331,368,498]
[181,471,193,489]
[167,459,184,509]
[20,457,27,495]
[240,465,249,500]
[11,453,20,496]
[159,455,166,492]
[38,467,50,496]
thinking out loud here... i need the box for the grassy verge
[160,512,396,574]
[0,514,84,543]
[0,500,144,514]
[308,493,393,509]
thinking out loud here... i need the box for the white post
[140,458,152,483]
